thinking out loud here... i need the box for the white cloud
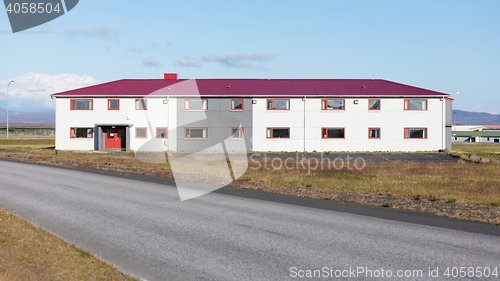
[0,72,100,111]
[202,52,276,70]
[143,57,161,68]
[175,57,201,67]
[127,47,143,54]
[65,26,121,41]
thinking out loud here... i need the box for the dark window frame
[70,99,93,110]
[321,127,345,139]
[266,127,290,139]
[70,127,93,138]
[135,99,147,110]
[404,128,428,139]
[321,99,345,111]
[267,99,290,111]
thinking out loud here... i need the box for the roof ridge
[51,78,448,97]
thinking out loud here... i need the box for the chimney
[164,73,178,80]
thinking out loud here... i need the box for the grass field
[452,144,500,161]
[0,138,55,146]
[0,139,498,207]
[0,139,498,277]
[0,136,55,139]
[0,207,137,281]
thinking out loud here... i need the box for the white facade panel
[249,97,447,152]
[252,98,305,152]
[55,96,449,153]
[55,97,169,151]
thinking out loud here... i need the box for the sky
[0,0,499,113]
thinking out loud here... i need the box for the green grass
[452,144,500,161]
[0,139,55,148]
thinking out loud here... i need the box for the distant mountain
[0,107,55,124]
[452,110,500,126]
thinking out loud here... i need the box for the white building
[51,74,453,152]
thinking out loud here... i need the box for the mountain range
[0,107,499,126]
[0,107,55,124]
[452,110,500,126]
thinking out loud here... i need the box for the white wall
[55,97,169,151]
[251,98,305,152]
[252,97,445,152]
[56,96,447,152]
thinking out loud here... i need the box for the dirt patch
[231,180,500,225]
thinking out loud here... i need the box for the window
[136,127,147,138]
[108,99,119,110]
[267,99,290,110]
[267,127,290,139]
[70,99,93,110]
[135,99,147,110]
[404,99,427,110]
[404,128,427,139]
[185,99,208,110]
[70,128,93,138]
[322,99,345,110]
[231,127,243,139]
[185,127,208,139]
[369,128,380,139]
[321,128,345,139]
[231,99,243,111]
[156,127,167,138]
[369,99,380,110]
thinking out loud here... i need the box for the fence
[0,129,55,136]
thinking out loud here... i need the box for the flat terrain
[1,138,499,223]
[252,152,461,163]
[0,206,137,281]
[0,160,499,281]
[452,143,500,161]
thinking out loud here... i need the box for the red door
[105,128,125,150]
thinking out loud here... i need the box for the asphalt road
[0,160,499,281]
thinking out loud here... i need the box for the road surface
[0,160,498,280]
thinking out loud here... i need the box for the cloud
[0,72,100,111]
[143,57,161,68]
[166,40,174,46]
[65,26,121,41]
[202,52,276,70]
[127,47,143,54]
[175,57,201,67]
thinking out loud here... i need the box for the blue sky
[0,0,499,113]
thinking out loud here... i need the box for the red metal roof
[51,79,448,97]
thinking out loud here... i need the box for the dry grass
[0,140,499,207]
[452,144,500,161]
[0,139,55,147]
[0,206,137,281]
[0,139,499,223]
[0,136,55,139]
[242,158,500,207]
